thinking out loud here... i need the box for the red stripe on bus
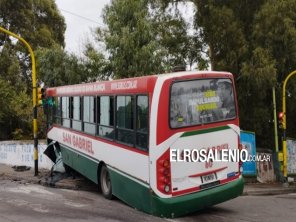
[49,125,149,156]
[172,174,239,197]
[46,76,157,97]
[188,166,228,178]
[172,186,200,196]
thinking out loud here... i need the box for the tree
[36,46,85,87]
[0,0,66,87]
[193,0,296,147]
[153,0,296,148]
[192,0,280,147]
[252,0,296,139]
[0,0,66,139]
[0,77,32,140]
[36,43,110,87]
[0,44,26,91]
[151,4,190,69]
[98,0,163,78]
[97,0,198,78]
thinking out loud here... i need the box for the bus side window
[83,96,96,135]
[116,96,134,145]
[136,96,148,151]
[45,97,57,128]
[72,96,82,131]
[54,97,62,125]
[98,96,114,139]
[62,97,70,128]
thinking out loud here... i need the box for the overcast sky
[55,0,194,57]
[55,0,110,55]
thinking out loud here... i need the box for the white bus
[45,71,244,217]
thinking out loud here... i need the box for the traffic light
[37,87,45,106]
[278,111,284,129]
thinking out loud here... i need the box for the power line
[60,8,105,26]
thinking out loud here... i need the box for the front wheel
[100,165,113,199]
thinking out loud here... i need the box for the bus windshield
[170,78,236,128]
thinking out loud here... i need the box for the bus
[45,71,244,218]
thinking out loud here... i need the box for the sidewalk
[0,163,97,192]
[1,163,296,196]
[243,182,296,196]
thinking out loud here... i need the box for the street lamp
[0,26,39,176]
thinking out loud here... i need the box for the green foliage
[0,0,66,87]
[0,0,65,140]
[238,48,276,147]
[192,0,296,147]
[36,46,86,86]
[36,44,110,86]
[252,0,296,82]
[0,78,32,140]
[99,0,163,78]
[10,91,33,140]
[0,44,26,90]
[3,0,296,148]
[241,48,276,90]
[82,43,111,81]
[0,0,65,48]
[98,0,201,78]
[194,0,249,74]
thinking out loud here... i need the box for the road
[0,180,295,222]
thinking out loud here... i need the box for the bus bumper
[150,176,244,218]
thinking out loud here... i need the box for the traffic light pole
[282,70,296,179]
[0,26,39,176]
[272,87,279,153]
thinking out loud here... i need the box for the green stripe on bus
[181,125,230,138]
[59,142,243,218]
[151,177,244,218]
[60,145,99,184]
[108,168,152,213]
[109,167,243,218]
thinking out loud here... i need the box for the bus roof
[46,71,233,97]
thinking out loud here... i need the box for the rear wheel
[100,165,113,199]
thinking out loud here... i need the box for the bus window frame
[71,96,82,131]
[113,94,149,152]
[115,94,136,147]
[97,95,115,141]
[82,96,97,135]
[52,93,150,153]
[61,96,71,128]
[54,96,62,125]
[169,78,237,130]
[135,95,149,151]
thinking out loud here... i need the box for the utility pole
[0,26,39,176]
[272,87,279,153]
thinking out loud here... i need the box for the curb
[243,187,296,196]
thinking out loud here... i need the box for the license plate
[202,173,216,183]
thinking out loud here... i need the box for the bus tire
[100,164,113,199]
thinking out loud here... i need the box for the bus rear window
[170,78,236,128]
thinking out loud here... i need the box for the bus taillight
[157,149,171,194]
